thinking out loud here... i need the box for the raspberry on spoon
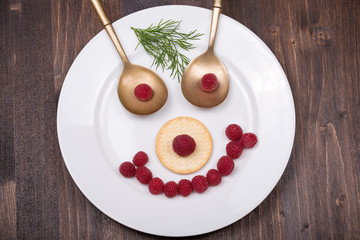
[201,73,219,92]
[134,83,153,101]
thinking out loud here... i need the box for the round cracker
[155,117,213,174]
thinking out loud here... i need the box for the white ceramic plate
[57,5,295,237]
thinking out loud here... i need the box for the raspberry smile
[119,123,257,198]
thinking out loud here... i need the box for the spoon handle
[208,0,222,50]
[91,0,129,64]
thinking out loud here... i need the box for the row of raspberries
[119,123,257,198]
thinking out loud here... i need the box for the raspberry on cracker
[172,134,196,157]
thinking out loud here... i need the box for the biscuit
[155,117,213,174]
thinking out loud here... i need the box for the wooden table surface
[1,0,359,239]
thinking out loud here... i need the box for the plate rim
[57,4,296,237]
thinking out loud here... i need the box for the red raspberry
[178,179,193,197]
[192,175,208,193]
[225,124,243,140]
[134,83,153,101]
[240,133,258,148]
[226,141,244,159]
[119,161,135,178]
[217,156,234,176]
[135,166,152,184]
[206,169,222,186]
[148,177,164,195]
[164,181,178,198]
[201,73,219,92]
[132,151,149,167]
[172,134,196,157]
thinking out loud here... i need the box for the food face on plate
[117,17,258,198]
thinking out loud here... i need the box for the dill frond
[131,19,203,82]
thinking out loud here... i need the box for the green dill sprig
[131,19,203,82]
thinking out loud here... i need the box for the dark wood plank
[276,0,360,239]
[0,0,15,183]
[0,181,17,240]
[0,1,17,239]
[7,0,61,239]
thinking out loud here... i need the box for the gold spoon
[91,0,168,115]
[181,0,229,108]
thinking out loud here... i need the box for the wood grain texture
[1,0,17,239]
[6,0,62,239]
[1,0,359,239]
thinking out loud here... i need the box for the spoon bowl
[118,63,168,115]
[181,48,229,107]
[91,0,167,115]
[181,0,229,108]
